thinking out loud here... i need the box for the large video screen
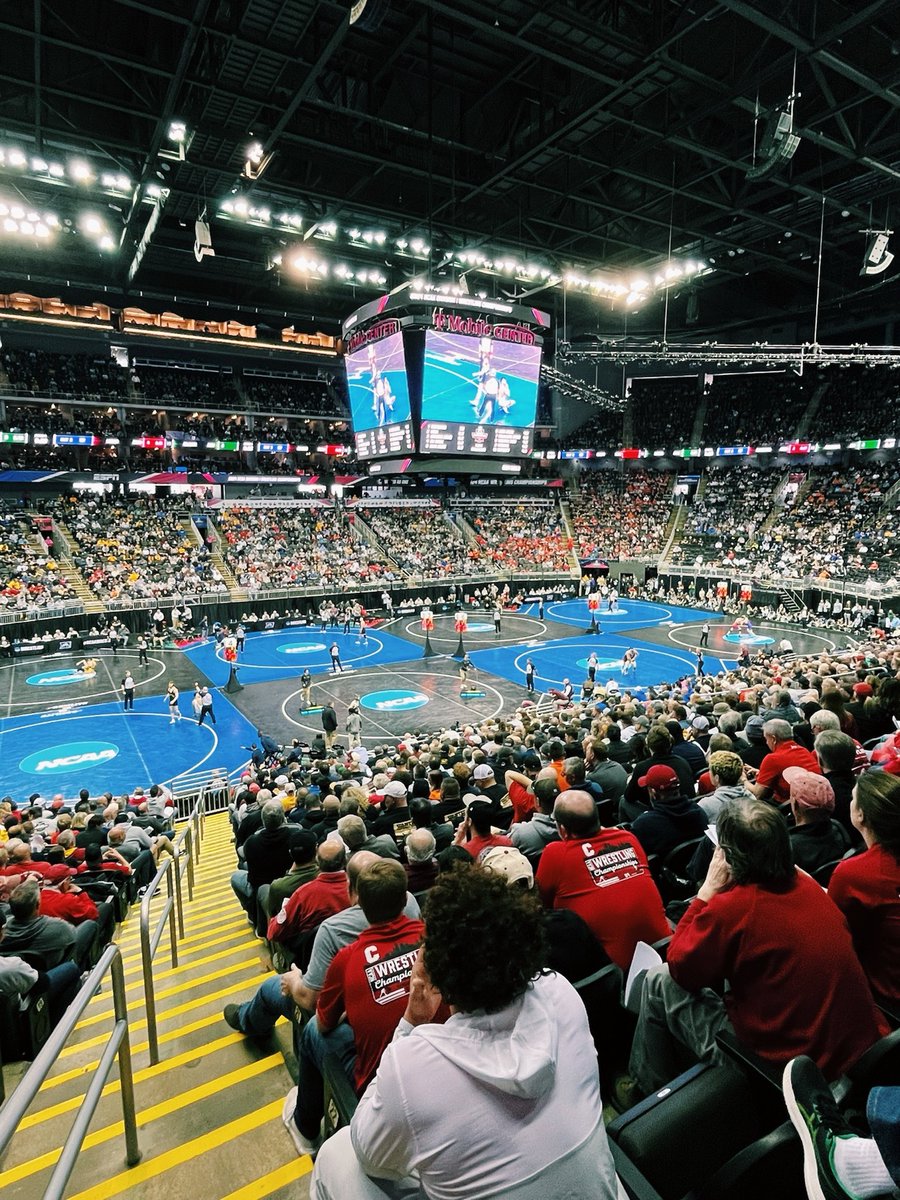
[345,331,414,458]
[419,329,542,456]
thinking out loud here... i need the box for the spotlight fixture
[160,119,192,162]
[860,228,894,276]
[242,139,272,181]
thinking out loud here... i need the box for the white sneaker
[281,1086,319,1158]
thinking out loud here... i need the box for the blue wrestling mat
[0,693,257,797]
[182,626,418,686]
[470,630,727,695]
[542,597,717,630]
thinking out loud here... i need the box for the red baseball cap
[638,764,680,791]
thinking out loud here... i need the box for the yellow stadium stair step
[4,813,312,1200]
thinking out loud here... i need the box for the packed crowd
[1,349,130,399]
[243,375,344,418]
[465,501,574,571]
[630,378,700,446]
[673,466,780,568]
[759,463,900,585]
[50,494,227,602]
[701,372,814,446]
[356,504,474,577]
[561,406,625,450]
[216,504,391,592]
[132,365,238,409]
[214,627,900,1196]
[571,470,674,559]
[0,511,79,610]
[807,366,900,444]
[0,785,177,1033]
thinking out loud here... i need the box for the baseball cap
[479,845,534,889]
[853,683,874,697]
[691,715,710,731]
[783,767,835,810]
[383,780,407,799]
[463,793,490,809]
[638,764,680,790]
[43,863,76,883]
[743,715,766,742]
[472,764,494,781]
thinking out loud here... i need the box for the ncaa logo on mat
[361,690,429,712]
[277,642,327,655]
[20,741,119,775]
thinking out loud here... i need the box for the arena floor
[4,600,856,797]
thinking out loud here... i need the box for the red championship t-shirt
[316,914,425,1092]
[536,830,668,969]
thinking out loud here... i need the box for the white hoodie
[347,970,618,1200]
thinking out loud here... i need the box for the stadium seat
[322,1049,359,1140]
[607,1063,769,1200]
[682,1122,804,1200]
[0,951,52,1062]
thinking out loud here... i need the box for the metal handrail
[140,856,179,1066]
[0,944,141,1192]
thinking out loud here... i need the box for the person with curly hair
[310,865,619,1200]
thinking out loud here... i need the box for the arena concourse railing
[0,943,141,1194]
[657,562,900,602]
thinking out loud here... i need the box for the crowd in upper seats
[465,502,573,571]
[630,378,700,447]
[560,407,624,449]
[807,366,900,444]
[49,494,226,601]
[0,510,79,610]
[131,365,237,409]
[571,470,674,560]
[1,349,130,398]
[357,505,473,577]
[673,467,780,567]
[243,375,345,418]
[757,463,900,585]
[701,373,814,446]
[216,504,391,592]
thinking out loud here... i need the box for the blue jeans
[293,1015,356,1140]
[233,973,295,1035]
[44,962,82,1027]
[230,870,255,919]
[869,1087,900,1185]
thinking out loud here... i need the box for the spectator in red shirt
[453,798,513,861]
[746,718,822,802]
[536,790,668,970]
[267,839,350,948]
[281,858,429,1157]
[829,769,900,1006]
[618,797,888,1110]
[39,862,115,951]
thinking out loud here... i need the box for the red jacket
[829,844,900,1004]
[669,870,888,1079]
[39,886,99,925]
